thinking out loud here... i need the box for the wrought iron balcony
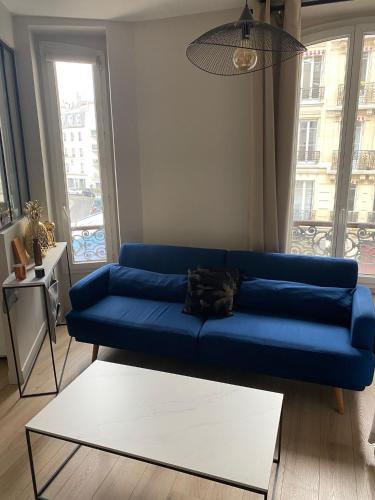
[332,150,375,170]
[300,86,325,101]
[71,225,106,263]
[337,82,375,106]
[293,209,314,221]
[347,211,358,223]
[297,149,320,163]
[290,219,375,274]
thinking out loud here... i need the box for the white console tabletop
[2,242,67,289]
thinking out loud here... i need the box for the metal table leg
[26,429,80,499]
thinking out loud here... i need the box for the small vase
[33,238,43,266]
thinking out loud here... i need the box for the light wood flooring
[0,326,374,500]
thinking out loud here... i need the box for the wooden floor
[0,326,374,500]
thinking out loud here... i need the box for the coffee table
[25,360,283,499]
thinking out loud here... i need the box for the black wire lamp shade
[186,1,306,76]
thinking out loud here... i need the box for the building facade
[290,35,375,275]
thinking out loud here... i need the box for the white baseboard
[20,321,46,384]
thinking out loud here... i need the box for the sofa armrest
[69,264,113,311]
[351,285,375,351]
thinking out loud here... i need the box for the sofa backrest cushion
[108,265,187,302]
[119,243,226,274]
[226,250,357,288]
[236,278,354,326]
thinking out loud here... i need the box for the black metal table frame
[25,406,283,500]
[2,245,72,398]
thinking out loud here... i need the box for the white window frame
[39,41,119,272]
[290,18,375,287]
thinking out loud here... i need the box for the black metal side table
[2,242,72,398]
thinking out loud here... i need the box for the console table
[2,242,72,398]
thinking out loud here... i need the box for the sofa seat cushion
[199,312,374,390]
[67,295,203,360]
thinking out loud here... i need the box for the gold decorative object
[24,201,49,259]
[44,221,56,248]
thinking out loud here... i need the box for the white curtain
[248,0,302,252]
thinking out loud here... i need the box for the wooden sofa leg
[334,387,344,414]
[92,344,99,363]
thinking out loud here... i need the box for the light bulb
[232,47,257,72]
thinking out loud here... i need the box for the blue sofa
[67,243,375,410]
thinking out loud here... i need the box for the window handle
[63,205,69,219]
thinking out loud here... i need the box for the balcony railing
[290,219,375,274]
[300,86,325,101]
[337,82,375,106]
[293,209,314,221]
[71,225,106,263]
[347,211,358,223]
[332,150,375,170]
[297,149,320,163]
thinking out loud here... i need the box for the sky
[55,61,95,104]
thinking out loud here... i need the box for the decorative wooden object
[33,239,43,266]
[11,236,28,265]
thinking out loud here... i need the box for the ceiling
[1,0,375,23]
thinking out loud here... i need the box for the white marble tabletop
[26,360,283,492]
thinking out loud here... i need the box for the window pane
[3,48,29,207]
[0,141,11,228]
[0,50,21,219]
[344,34,375,275]
[289,38,349,256]
[55,61,107,264]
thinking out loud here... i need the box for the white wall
[13,9,252,254]
[133,10,251,250]
[0,1,13,47]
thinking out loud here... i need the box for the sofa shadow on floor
[99,345,332,413]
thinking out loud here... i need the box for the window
[353,121,363,152]
[70,132,74,141]
[347,184,357,222]
[41,41,118,267]
[293,181,314,220]
[72,148,75,158]
[289,29,375,279]
[0,41,30,228]
[301,54,323,100]
[297,120,318,163]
